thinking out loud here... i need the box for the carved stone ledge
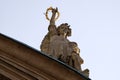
[0,33,91,80]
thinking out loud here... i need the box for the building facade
[0,33,91,80]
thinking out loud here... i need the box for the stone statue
[67,42,84,71]
[40,7,71,60]
[49,23,71,62]
[40,7,58,54]
[40,7,89,77]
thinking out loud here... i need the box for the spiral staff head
[45,7,60,21]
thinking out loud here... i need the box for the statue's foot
[82,69,89,77]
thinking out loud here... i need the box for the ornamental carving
[40,7,89,77]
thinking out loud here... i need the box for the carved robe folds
[48,35,71,62]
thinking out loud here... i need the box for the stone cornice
[0,33,91,80]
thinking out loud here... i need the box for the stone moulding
[0,33,91,80]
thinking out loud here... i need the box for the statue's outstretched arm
[50,7,58,26]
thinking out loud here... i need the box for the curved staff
[45,7,60,25]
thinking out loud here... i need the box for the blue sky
[1,0,120,80]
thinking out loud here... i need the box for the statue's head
[57,23,71,37]
[69,42,80,54]
[69,42,78,48]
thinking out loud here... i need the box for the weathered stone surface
[0,74,11,80]
[67,42,83,71]
[40,7,89,77]
[0,33,91,80]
